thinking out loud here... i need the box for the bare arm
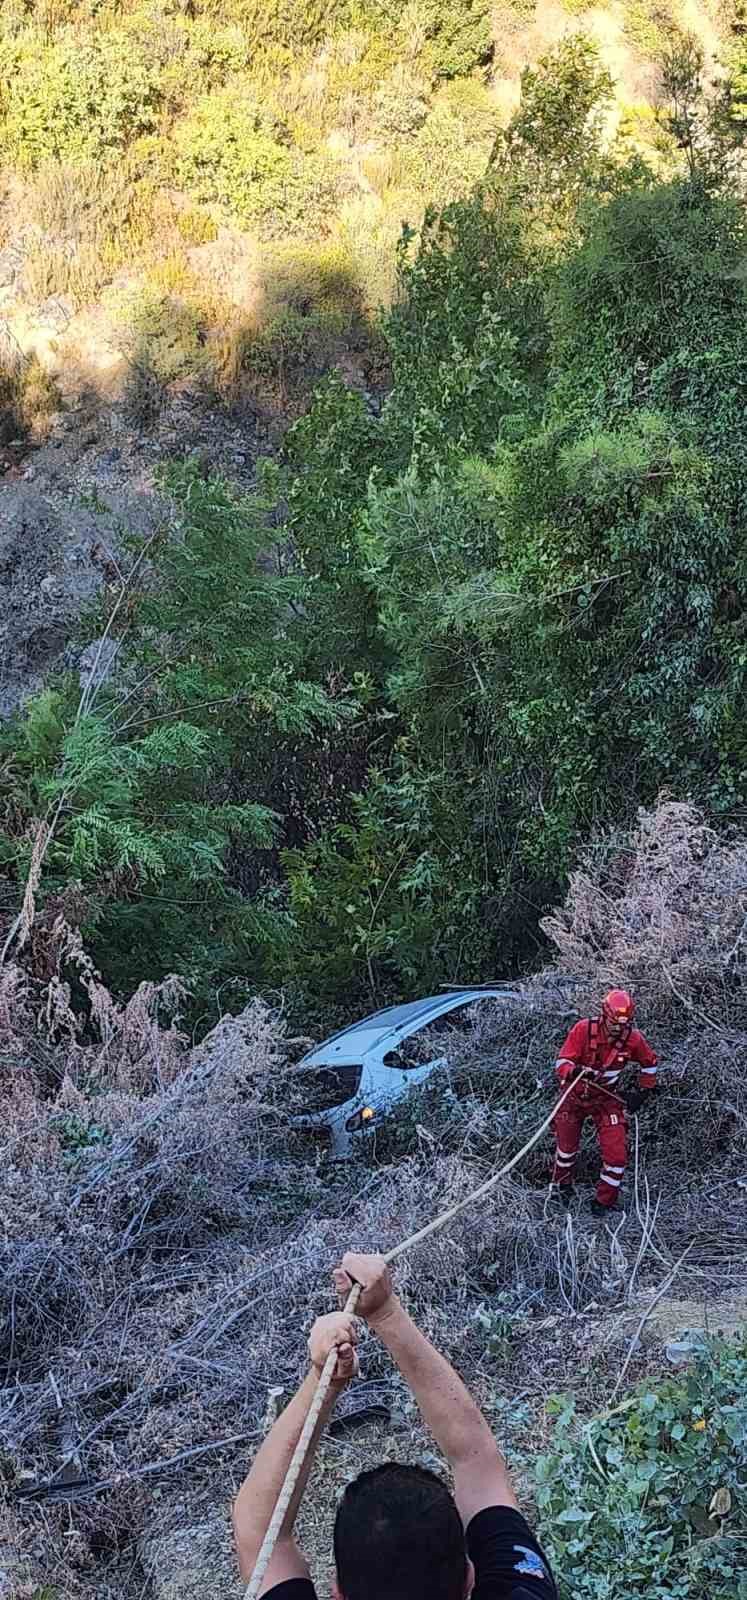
[232,1313,358,1593]
[335,1255,518,1527]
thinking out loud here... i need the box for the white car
[289,986,521,1156]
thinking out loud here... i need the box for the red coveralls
[552,1018,658,1206]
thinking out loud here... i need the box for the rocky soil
[0,390,261,721]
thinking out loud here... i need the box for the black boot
[590,1197,613,1218]
[551,1185,573,1209]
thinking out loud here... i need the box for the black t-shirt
[264,1505,557,1600]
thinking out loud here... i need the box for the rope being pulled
[244,1070,591,1600]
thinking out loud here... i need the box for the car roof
[297,987,520,1068]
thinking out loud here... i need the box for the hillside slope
[0,0,739,415]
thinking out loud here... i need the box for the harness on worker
[576,1018,631,1101]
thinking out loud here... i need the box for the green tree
[489,35,619,234]
[0,464,351,1002]
[262,61,747,1001]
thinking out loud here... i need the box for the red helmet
[602,989,635,1029]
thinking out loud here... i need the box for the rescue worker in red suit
[551,989,658,1216]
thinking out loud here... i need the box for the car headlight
[346,1106,375,1132]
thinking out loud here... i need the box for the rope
[243,1070,590,1600]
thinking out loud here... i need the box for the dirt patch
[648,1294,747,1341]
[141,1514,241,1600]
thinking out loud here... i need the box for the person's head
[601,988,635,1042]
[332,1463,474,1600]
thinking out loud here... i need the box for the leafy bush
[367,62,431,136]
[422,0,494,78]
[355,0,493,77]
[173,83,341,233]
[173,86,293,212]
[536,1338,747,1598]
[113,255,228,394]
[0,28,163,167]
[51,1109,111,1168]
[492,34,616,233]
[268,756,493,1004]
[404,97,496,205]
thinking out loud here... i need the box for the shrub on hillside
[195,0,352,55]
[0,29,162,167]
[173,84,341,233]
[172,86,292,209]
[158,17,252,109]
[355,0,493,77]
[403,96,497,204]
[535,1339,747,1600]
[541,800,747,1032]
[0,346,58,441]
[118,283,210,389]
[233,236,368,406]
[423,0,494,78]
[238,305,352,412]
[366,62,431,137]
[435,75,504,141]
[261,238,363,317]
[19,159,172,308]
[175,203,219,244]
[337,189,418,307]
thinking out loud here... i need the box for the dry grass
[0,344,60,441]
[542,797,747,1032]
[18,160,184,311]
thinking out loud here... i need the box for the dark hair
[333,1462,467,1600]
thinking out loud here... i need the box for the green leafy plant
[0,29,163,167]
[51,1111,110,1169]
[173,83,340,233]
[535,1337,747,1598]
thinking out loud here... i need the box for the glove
[557,1062,584,1084]
[625,1086,655,1113]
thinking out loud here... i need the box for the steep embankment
[1,802,746,1600]
[0,0,738,725]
